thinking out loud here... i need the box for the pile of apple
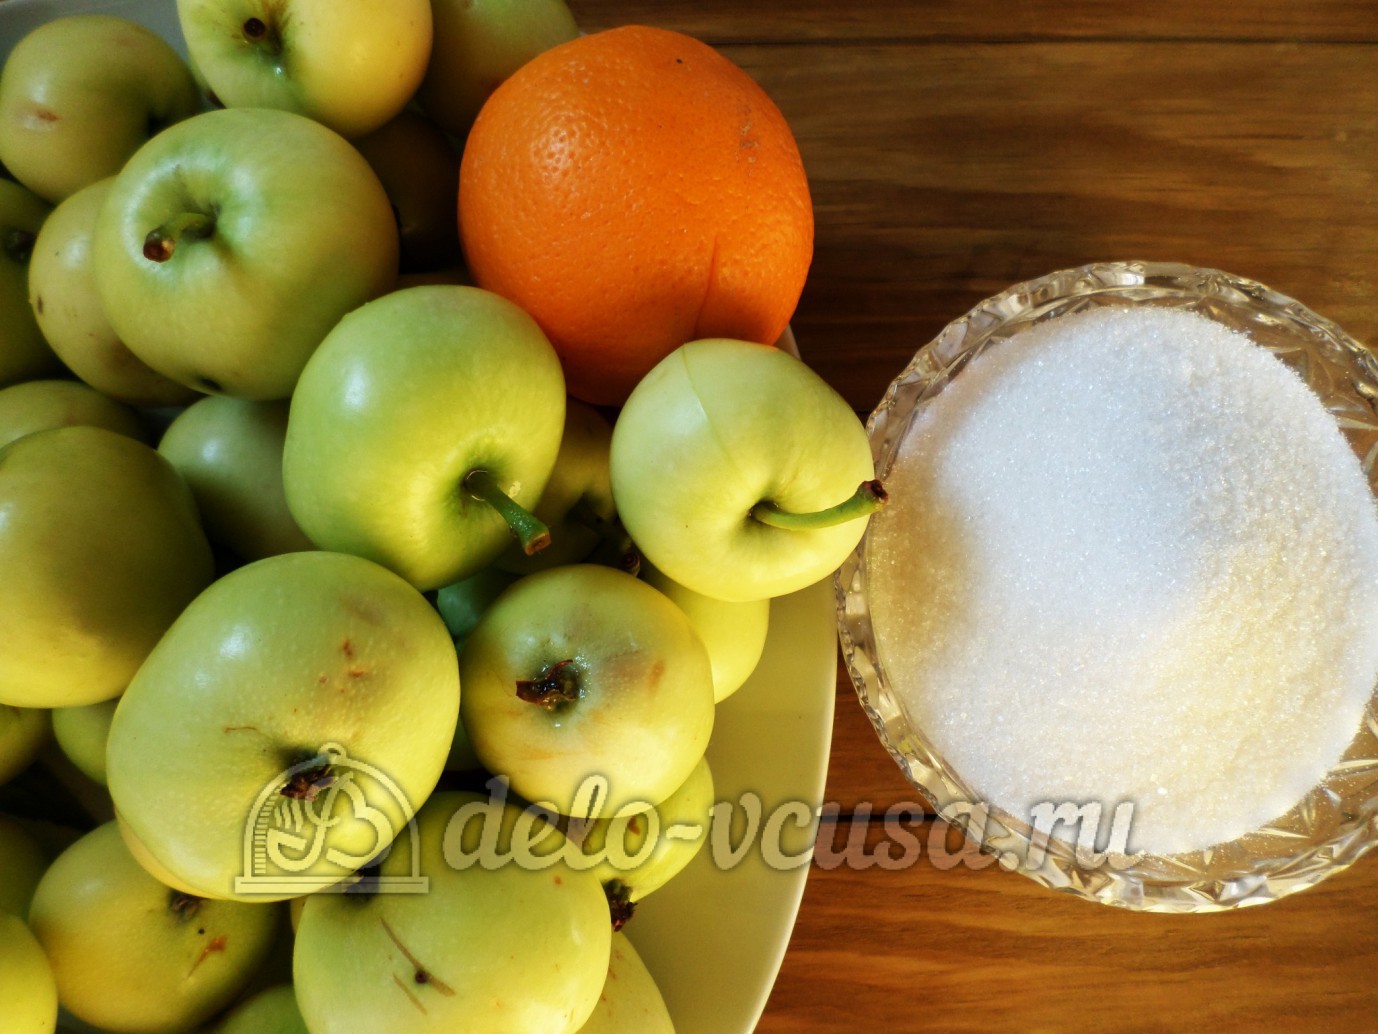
[0,3,880,1033]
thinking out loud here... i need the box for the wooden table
[571,4,1378,1030]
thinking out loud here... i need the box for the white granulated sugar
[868,304,1378,856]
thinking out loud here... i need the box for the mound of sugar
[868,304,1378,856]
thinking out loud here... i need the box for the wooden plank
[543,37,1376,412]
[762,820,1378,1032]
[573,1,1378,44]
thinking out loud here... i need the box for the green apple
[106,550,459,902]
[418,0,579,138]
[50,699,117,785]
[28,178,197,406]
[178,0,432,139]
[294,790,610,1034]
[0,178,60,388]
[284,285,565,590]
[0,15,200,203]
[460,565,715,818]
[610,338,882,602]
[0,426,214,709]
[28,821,277,1034]
[576,933,673,1034]
[215,984,308,1034]
[158,396,314,561]
[352,110,462,273]
[569,756,713,915]
[0,705,50,785]
[93,107,398,400]
[0,379,148,450]
[0,912,57,1033]
[437,567,518,644]
[496,399,627,575]
[643,562,769,702]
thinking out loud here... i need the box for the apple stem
[1,227,35,263]
[280,755,335,802]
[749,479,888,531]
[143,212,216,263]
[568,498,641,576]
[605,880,637,931]
[168,891,203,921]
[463,469,551,555]
[515,659,580,711]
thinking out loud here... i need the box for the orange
[458,25,814,405]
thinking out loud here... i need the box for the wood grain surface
[570,3,1378,1031]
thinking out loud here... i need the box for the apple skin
[0,379,148,451]
[610,338,877,602]
[418,0,579,138]
[643,562,769,702]
[294,790,610,1034]
[0,426,215,709]
[570,755,714,903]
[351,110,462,272]
[158,396,314,561]
[0,178,61,388]
[178,0,432,139]
[28,178,197,406]
[283,285,565,590]
[106,550,459,902]
[0,15,200,203]
[0,814,48,918]
[576,933,674,1034]
[51,699,117,785]
[460,564,715,818]
[93,107,399,401]
[28,821,278,1034]
[0,705,50,786]
[496,399,618,575]
[214,984,308,1034]
[0,912,58,1033]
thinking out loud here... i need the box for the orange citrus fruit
[458,25,814,405]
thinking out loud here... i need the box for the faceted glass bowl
[836,260,1378,912]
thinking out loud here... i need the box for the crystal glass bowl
[836,260,1378,912]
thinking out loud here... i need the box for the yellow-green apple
[0,178,60,388]
[51,699,117,785]
[460,565,715,818]
[215,984,308,1034]
[568,756,713,917]
[28,822,277,1033]
[106,550,459,902]
[436,567,517,771]
[284,285,565,590]
[0,814,47,917]
[0,379,148,450]
[294,790,610,1034]
[177,0,432,138]
[418,0,578,138]
[0,912,57,1033]
[576,933,674,1034]
[28,178,197,406]
[496,399,625,575]
[610,338,882,601]
[352,110,462,272]
[158,396,314,561]
[643,562,769,702]
[0,705,50,785]
[0,15,200,202]
[0,426,214,709]
[92,107,398,400]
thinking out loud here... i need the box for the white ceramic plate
[0,2,838,1029]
